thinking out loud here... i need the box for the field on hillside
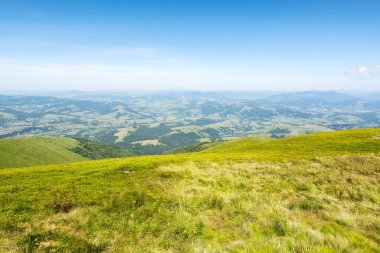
[0,129,379,252]
[0,137,130,169]
[0,137,87,169]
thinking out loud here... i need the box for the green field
[0,137,130,169]
[0,137,88,169]
[203,128,380,160]
[0,128,379,252]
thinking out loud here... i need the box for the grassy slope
[0,128,379,252]
[0,137,88,169]
[203,128,380,159]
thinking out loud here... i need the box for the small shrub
[49,187,77,213]
[0,216,21,232]
[105,190,155,212]
[18,231,105,252]
[294,182,311,192]
[273,218,289,236]
[334,187,365,201]
[124,191,154,209]
[321,222,345,235]
[158,170,184,179]
[199,194,224,210]
[290,196,324,211]
[171,220,204,240]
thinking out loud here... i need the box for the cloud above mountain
[353,65,380,77]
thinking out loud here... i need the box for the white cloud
[352,65,380,77]
[357,66,369,75]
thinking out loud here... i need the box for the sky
[0,0,379,91]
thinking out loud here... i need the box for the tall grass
[0,155,379,252]
[0,128,379,252]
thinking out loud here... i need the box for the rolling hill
[0,137,129,169]
[1,91,379,155]
[0,137,88,168]
[0,128,379,252]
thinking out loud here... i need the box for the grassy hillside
[0,137,130,169]
[203,128,380,160]
[0,137,88,169]
[0,128,379,252]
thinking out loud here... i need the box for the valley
[1,91,379,155]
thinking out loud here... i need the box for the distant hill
[363,93,380,102]
[1,92,379,155]
[164,141,221,154]
[264,91,360,107]
[0,137,129,168]
[363,93,380,109]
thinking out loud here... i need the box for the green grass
[0,128,379,252]
[0,137,88,169]
[0,137,131,169]
[203,128,380,160]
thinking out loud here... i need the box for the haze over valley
[1,0,380,252]
[1,90,379,155]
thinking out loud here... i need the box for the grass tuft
[273,218,289,236]
[49,187,78,213]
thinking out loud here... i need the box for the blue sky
[0,0,379,90]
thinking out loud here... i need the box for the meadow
[0,128,379,252]
[0,137,87,169]
[0,137,129,169]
